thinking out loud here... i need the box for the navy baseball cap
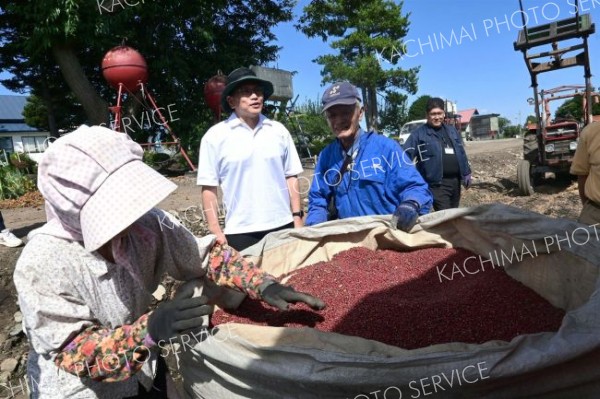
[321,82,361,112]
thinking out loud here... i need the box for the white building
[0,95,50,163]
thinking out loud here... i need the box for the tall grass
[0,165,36,200]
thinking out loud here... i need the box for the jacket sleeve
[385,143,433,214]
[205,242,275,299]
[306,148,333,226]
[148,209,274,297]
[54,314,155,382]
[449,126,472,176]
[15,253,156,382]
[402,131,418,163]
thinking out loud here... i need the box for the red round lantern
[204,72,227,117]
[101,46,148,92]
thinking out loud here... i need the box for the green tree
[0,0,294,149]
[23,94,86,134]
[22,96,48,130]
[503,125,521,138]
[297,0,419,131]
[379,91,408,135]
[278,99,333,157]
[555,95,600,121]
[497,117,511,135]
[407,95,431,121]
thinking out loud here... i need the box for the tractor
[513,0,596,196]
[518,86,599,195]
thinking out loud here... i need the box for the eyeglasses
[235,86,264,97]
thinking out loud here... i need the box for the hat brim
[80,160,177,251]
[221,77,274,113]
[322,97,360,113]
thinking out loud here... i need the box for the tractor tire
[523,134,538,163]
[517,159,534,196]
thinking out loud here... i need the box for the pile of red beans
[210,247,565,349]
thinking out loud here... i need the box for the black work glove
[261,282,326,311]
[390,201,420,232]
[147,283,214,343]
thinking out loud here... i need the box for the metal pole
[533,80,543,165]
[143,85,196,171]
[583,36,593,125]
[575,0,580,33]
[114,83,124,132]
[519,0,529,45]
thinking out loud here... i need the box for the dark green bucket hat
[221,67,274,113]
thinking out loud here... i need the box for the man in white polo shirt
[197,67,304,250]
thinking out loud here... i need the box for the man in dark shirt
[403,97,472,210]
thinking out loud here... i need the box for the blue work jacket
[305,130,433,226]
[402,124,471,185]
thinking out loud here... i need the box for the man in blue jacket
[403,97,472,211]
[305,82,432,232]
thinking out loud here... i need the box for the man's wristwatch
[292,210,305,218]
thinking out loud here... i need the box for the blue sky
[2,0,599,127]
[267,0,600,125]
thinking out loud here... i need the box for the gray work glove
[148,283,214,343]
[390,201,420,232]
[260,282,326,311]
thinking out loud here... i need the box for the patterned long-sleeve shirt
[14,209,275,398]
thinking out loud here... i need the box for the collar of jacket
[424,124,445,136]
[336,128,369,157]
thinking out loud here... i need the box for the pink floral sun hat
[36,125,177,251]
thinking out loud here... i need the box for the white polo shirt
[197,114,303,234]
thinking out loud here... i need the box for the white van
[394,119,426,145]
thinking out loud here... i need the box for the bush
[142,151,172,169]
[172,152,194,171]
[0,165,36,200]
[278,99,334,158]
[9,152,36,172]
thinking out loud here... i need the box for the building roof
[457,108,479,125]
[471,113,500,119]
[0,95,28,121]
[0,123,39,133]
[0,95,46,134]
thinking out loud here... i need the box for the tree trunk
[360,87,371,129]
[369,87,378,132]
[363,87,378,131]
[40,82,59,138]
[52,44,109,126]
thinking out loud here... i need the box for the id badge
[444,147,455,154]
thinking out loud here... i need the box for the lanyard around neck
[436,125,453,148]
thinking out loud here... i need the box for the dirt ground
[0,137,584,397]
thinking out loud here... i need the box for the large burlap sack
[180,204,600,398]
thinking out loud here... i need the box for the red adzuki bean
[210,247,565,349]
